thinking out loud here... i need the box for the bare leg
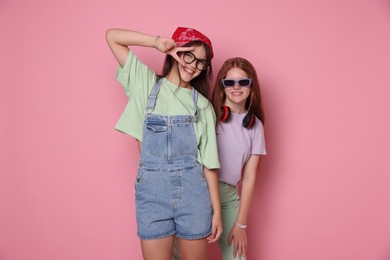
[177,238,208,260]
[141,236,174,260]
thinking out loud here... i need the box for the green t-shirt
[115,51,220,169]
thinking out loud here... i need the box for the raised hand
[154,36,194,67]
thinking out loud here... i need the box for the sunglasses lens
[222,80,235,87]
[239,79,251,86]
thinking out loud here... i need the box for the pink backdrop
[1,0,390,259]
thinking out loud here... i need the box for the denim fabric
[135,80,212,240]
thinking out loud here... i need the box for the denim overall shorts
[135,79,212,240]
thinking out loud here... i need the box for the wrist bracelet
[234,222,247,229]
[153,35,160,48]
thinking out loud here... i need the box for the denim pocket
[145,121,167,132]
[134,169,148,190]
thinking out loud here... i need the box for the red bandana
[172,27,214,59]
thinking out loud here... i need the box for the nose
[233,83,241,89]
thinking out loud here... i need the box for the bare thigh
[177,237,208,260]
[141,236,174,260]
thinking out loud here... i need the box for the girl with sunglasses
[211,57,266,260]
[106,27,223,260]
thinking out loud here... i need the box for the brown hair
[211,57,265,124]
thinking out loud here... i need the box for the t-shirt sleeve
[198,102,220,169]
[116,51,156,99]
[114,51,157,140]
[251,119,267,155]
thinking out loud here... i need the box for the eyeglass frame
[221,78,252,88]
[182,51,209,71]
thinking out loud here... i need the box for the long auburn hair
[211,57,265,124]
[158,41,213,99]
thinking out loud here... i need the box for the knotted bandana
[172,27,214,59]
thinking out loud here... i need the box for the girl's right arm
[105,29,160,67]
[105,28,187,67]
[204,167,223,243]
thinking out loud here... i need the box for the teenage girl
[106,27,223,260]
[211,57,266,260]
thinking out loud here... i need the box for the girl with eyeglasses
[211,57,267,260]
[105,27,223,260]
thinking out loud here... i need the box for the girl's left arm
[228,154,261,258]
[204,168,223,243]
[236,154,260,226]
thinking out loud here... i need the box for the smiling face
[177,45,207,86]
[223,67,251,113]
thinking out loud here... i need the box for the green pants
[218,182,246,260]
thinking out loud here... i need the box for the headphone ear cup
[242,112,255,128]
[221,106,231,122]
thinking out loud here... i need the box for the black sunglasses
[221,78,252,88]
[182,52,209,71]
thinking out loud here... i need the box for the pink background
[1,0,390,259]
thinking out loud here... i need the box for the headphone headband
[221,106,255,128]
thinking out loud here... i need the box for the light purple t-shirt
[216,112,266,186]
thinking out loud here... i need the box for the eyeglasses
[182,52,209,71]
[221,78,252,88]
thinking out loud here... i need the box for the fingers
[207,235,218,243]
[207,225,223,243]
[175,46,194,52]
[155,38,193,54]
[163,40,176,49]
[233,240,247,259]
[207,231,218,243]
[211,224,217,240]
[229,228,247,259]
[228,231,233,246]
[206,223,217,243]
[237,242,246,259]
[154,37,175,52]
[169,51,186,67]
[215,224,223,241]
[168,46,195,67]
[160,44,195,68]
[233,239,239,258]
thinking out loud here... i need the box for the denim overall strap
[146,78,163,114]
[146,78,199,121]
[192,88,199,122]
